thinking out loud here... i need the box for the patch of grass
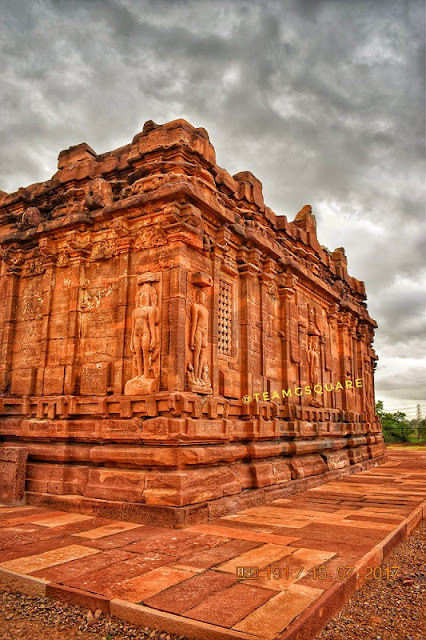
[386,444,426,450]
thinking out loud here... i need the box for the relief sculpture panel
[125,274,160,395]
[187,286,212,394]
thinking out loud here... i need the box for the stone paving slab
[0,450,425,640]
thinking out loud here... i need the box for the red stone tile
[190,524,300,546]
[343,514,404,525]
[30,547,134,582]
[174,539,261,570]
[0,544,100,574]
[144,569,237,614]
[0,523,45,548]
[0,535,82,562]
[63,552,175,595]
[233,583,324,637]
[209,518,286,533]
[73,521,141,539]
[0,508,51,525]
[30,513,93,528]
[296,521,387,542]
[47,517,111,535]
[288,538,374,554]
[80,526,167,550]
[296,553,359,590]
[0,518,108,552]
[185,582,276,627]
[0,510,67,528]
[106,566,197,602]
[217,543,294,574]
[122,533,228,559]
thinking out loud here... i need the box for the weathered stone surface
[0,118,382,524]
[289,454,328,480]
[321,450,350,470]
[0,446,28,505]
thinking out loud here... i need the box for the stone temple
[0,119,384,526]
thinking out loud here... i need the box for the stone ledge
[25,455,387,528]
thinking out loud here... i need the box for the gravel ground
[0,593,189,640]
[319,518,426,640]
[0,519,424,640]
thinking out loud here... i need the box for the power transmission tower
[416,404,422,422]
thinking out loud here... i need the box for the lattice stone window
[218,279,232,356]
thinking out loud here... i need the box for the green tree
[415,418,426,441]
[376,401,413,443]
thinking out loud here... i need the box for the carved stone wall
[0,119,384,527]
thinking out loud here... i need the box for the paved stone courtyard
[0,449,425,640]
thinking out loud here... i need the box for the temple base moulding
[23,455,386,529]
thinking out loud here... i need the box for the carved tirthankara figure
[306,308,322,406]
[0,118,383,527]
[125,277,160,395]
[307,334,320,387]
[187,288,212,393]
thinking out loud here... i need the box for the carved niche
[124,273,160,395]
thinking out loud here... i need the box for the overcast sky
[1,0,425,416]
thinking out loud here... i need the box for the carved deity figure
[306,307,323,407]
[125,280,160,395]
[307,334,320,386]
[187,288,211,392]
[363,355,375,413]
[190,289,209,382]
[130,283,159,378]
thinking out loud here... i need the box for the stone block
[145,466,241,506]
[0,446,28,505]
[10,369,36,396]
[80,363,110,395]
[43,366,65,395]
[321,450,350,470]
[289,454,328,480]
[84,468,146,503]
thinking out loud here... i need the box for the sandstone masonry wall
[0,119,384,526]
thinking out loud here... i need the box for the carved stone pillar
[167,262,187,393]
[326,304,339,409]
[0,248,22,393]
[237,258,260,398]
[278,273,297,392]
[37,259,56,396]
[210,247,222,396]
[114,235,133,395]
[63,239,90,395]
[337,310,351,410]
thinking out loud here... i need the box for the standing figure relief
[131,283,160,378]
[306,307,323,407]
[125,279,160,395]
[187,287,212,393]
[307,333,320,388]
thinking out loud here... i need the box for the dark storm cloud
[0,0,424,406]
